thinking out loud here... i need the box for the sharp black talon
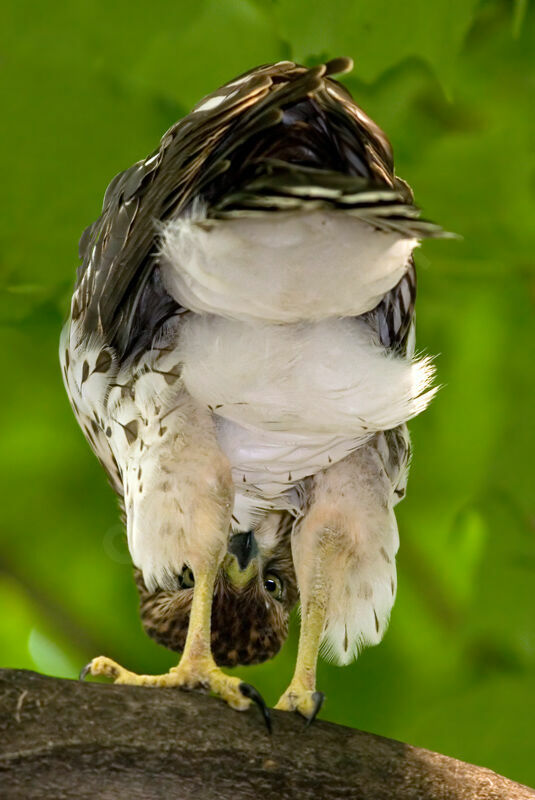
[79,662,93,681]
[305,691,325,727]
[239,682,272,734]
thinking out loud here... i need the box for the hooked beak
[224,531,259,587]
[228,531,258,570]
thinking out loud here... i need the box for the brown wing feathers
[73,57,442,360]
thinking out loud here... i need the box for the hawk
[61,57,446,723]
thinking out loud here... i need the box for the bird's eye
[178,566,195,589]
[263,572,283,601]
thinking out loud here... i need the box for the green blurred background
[1,0,534,787]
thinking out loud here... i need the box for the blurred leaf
[27,629,78,679]
[468,492,535,666]
[128,0,284,108]
[273,0,481,89]
[513,0,529,37]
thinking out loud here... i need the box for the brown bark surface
[0,669,532,800]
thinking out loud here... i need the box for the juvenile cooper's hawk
[61,57,446,722]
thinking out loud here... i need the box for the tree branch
[0,669,532,800]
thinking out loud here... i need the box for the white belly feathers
[175,315,435,516]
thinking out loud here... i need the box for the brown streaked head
[134,548,298,667]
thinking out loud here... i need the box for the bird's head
[134,512,298,666]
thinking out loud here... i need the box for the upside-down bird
[61,57,446,722]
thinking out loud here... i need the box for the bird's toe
[80,656,135,683]
[275,682,325,723]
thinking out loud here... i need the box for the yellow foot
[275,680,324,723]
[80,656,271,729]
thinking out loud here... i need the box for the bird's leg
[169,560,253,709]
[274,513,337,722]
[276,445,399,723]
[274,580,327,722]
[82,396,267,714]
[82,557,255,710]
